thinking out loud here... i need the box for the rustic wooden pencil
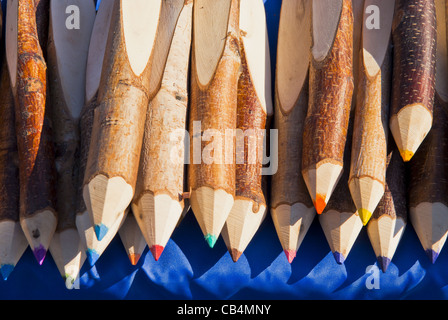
[408,0,448,264]
[367,146,407,273]
[75,0,122,267]
[188,0,240,248]
[301,0,354,215]
[5,0,57,265]
[270,0,315,264]
[0,54,28,281]
[349,0,394,226]
[220,0,273,262]
[132,0,191,261]
[390,0,437,162]
[118,209,146,265]
[46,0,96,288]
[319,119,362,265]
[83,0,169,242]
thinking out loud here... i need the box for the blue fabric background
[0,0,446,300]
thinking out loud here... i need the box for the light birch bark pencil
[301,0,354,215]
[320,118,361,265]
[349,0,394,226]
[132,0,191,261]
[270,0,314,264]
[118,208,146,265]
[221,0,273,262]
[83,0,172,242]
[75,0,126,267]
[188,0,241,248]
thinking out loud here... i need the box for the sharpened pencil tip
[0,264,14,280]
[333,251,345,264]
[33,245,47,265]
[128,253,141,265]
[399,149,414,162]
[358,208,372,226]
[64,275,76,289]
[230,248,242,262]
[426,249,439,264]
[86,248,100,266]
[377,256,391,273]
[94,223,109,241]
[205,233,217,248]
[284,249,296,263]
[150,245,164,261]
[314,194,326,214]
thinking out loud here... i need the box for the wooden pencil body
[188,0,240,245]
[118,210,146,265]
[367,147,407,272]
[47,0,95,286]
[221,0,272,261]
[47,0,95,234]
[234,46,267,213]
[0,59,19,225]
[349,44,392,225]
[76,0,115,221]
[370,150,407,230]
[409,94,448,262]
[85,6,150,188]
[15,0,55,218]
[132,0,191,260]
[6,0,57,264]
[390,0,436,161]
[83,1,165,239]
[302,0,354,213]
[320,118,361,264]
[271,79,314,262]
[0,54,27,278]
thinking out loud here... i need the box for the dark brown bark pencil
[0,53,27,279]
[221,0,271,262]
[408,93,448,263]
[6,0,57,265]
[302,0,354,214]
[390,0,436,162]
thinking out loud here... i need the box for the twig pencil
[47,0,96,288]
[131,0,191,261]
[390,0,436,162]
[118,208,146,265]
[75,0,121,267]
[5,0,57,265]
[408,0,448,264]
[302,0,354,215]
[367,146,407,273]
[349,0,394,226]
[188,0,241,248]
[270,0,315,264]
[320,118,362,265]
[0,53,27,280]
[221,0,273,262]
[83,0,167,242]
